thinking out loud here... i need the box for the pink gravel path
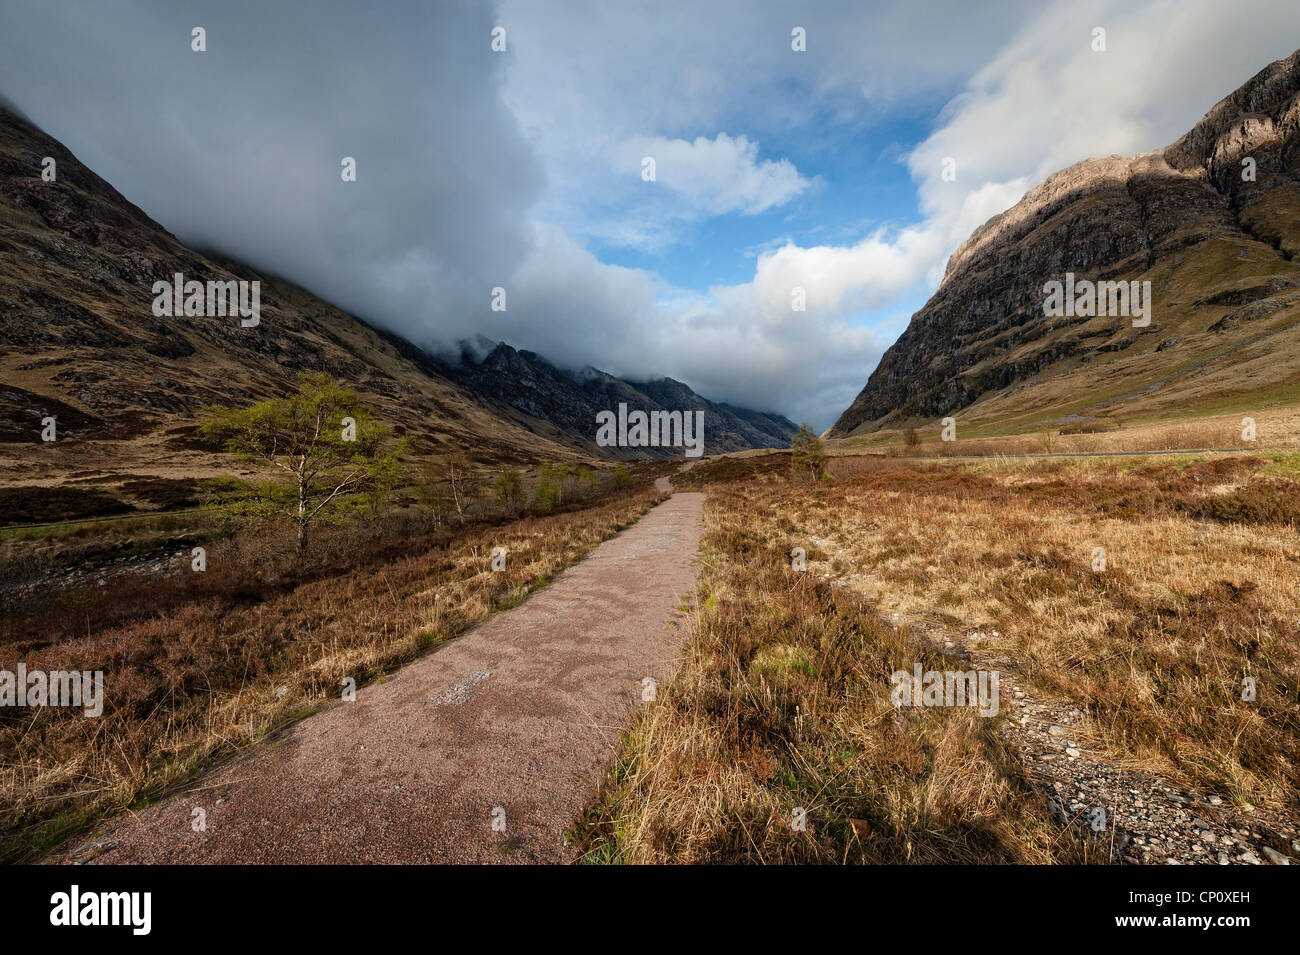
[63,488,704,864]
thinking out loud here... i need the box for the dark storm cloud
[0,0,542,348]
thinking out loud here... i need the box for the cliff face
[829,50,1300,437]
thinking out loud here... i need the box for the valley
[0,19,1298,883]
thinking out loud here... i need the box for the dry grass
[0,484,666,863]
[799,457,1300,808]
[833,406,1300,458]
[574,451,1300,862]
[571,477,1097,864]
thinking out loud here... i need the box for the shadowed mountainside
[440,338,797,459]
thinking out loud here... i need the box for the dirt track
[63,485,705,864]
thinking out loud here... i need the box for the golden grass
[832,406,1300,458]
[571,479,1098,864]
[783,456,1299,805]
[575,452,1300,862]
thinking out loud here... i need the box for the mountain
[0,102,591,486]
[439,338,798,459]
[0,103,790,497]
[829,49,1300,438]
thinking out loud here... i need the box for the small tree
[414,465,453,528]
[613,463,631,489]
[199,372,404,556]
[904,427,921,450]
[440,447,480,521]
[491,468,526,514]
[790,423,827,483]
[535,465,563,512]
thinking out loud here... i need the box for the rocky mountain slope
[441,338,797,459]
[0,103,587,485]
[0,103,789,504]
[830,49,1300,438]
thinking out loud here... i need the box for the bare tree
[440,447,479,521]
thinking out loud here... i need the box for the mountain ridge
[437,338,797,459]
[830,49,1300,438]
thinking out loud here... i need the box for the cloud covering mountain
[3,0,1300,428]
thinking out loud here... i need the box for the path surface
[65,485,704,864]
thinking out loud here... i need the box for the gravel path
[61,487,705,864]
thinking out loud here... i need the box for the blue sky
[484,0,1300,427]
[597,114,934,293]
[3,0,1300,428]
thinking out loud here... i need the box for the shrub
[490,469,526,513]
[535,465,563,512]
[790,424,827,483]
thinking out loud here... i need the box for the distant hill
[439,338,798,459]
[830,49,1300,438]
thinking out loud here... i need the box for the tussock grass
[738,455,1300,809]
[572,483,1095,864]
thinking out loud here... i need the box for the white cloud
[496,0,1300,428]
[908,0,1300,241]
[616,133,812,216]
[488,223,886,428]
[499,0,1045,251]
